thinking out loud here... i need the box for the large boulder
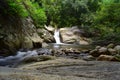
[97,55,117,61]
[89,46,110,57]
[21,17,43,48]
[60,27,78,44]
[108,48,116,55]
[107,43,115,48]
[114,45,120,54]
[98,47,109,55]
[89,49,100,57]
[37,28,55,43]
[0,17,43,56]
[60,26,89,44]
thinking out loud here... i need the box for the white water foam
[0,50,38,66]
[54,29,61,44]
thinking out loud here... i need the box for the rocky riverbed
[0,58,120,80]
[0,43,120,80]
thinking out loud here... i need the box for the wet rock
[108,48,116,55]
[90,46,112,57]
[51,49,66,56]
[60,27,90,44]
[98,47,109,55]
[114,45,120,54]
[95,46,101,49]
[97,55,117,61]
[60,28,78,44]
[83,55,95,61]
[36,48,52,55]
[42,42,49,48]
[89,46,100,57]
[114,55,120,61]
[81,50,90,53]
[89,49,100,57]
[107,43,115,48]
[33,41,42,48]
[79,39,89,45]
[21,56,38,63]
[44,25,55,32]
[51,48,82,58]
[30,33,43,48]
[64,48,81,54]
[0,49,10,57]
[65,39,77,44]
[22,37,33,49]
[38,29,55,43]
[98,47,107,53]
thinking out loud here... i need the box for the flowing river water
[0,29,94,67]
[0,43,94,67]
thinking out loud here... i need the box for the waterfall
[54,29,61,44]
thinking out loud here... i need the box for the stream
[0,29,94,67]
[0,29,120,79]
[0,43,94,67]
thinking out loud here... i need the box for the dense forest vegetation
[0,0,120,44]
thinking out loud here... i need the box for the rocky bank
[1,58,120,80]
[0,43,120,80]
[0,17,42,56]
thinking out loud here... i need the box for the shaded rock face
[37,28,55,43]
[0,17,42,56]
[22,17,43,48]
[60,26,90,45]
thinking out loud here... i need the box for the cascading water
[0,48,52,67]
[54,29,61,44]
[0,50,38,67]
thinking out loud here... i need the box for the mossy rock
[114,55,120,61]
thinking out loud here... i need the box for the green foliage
[1,0,46,27]
[59,0,89,27]
[40,0,61,27]
[87,0,100,12]
[40,0,96,28]
[91,0,120,43]
[7,0,28,17]
[23,0,47,27]
[94,2,120,31]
